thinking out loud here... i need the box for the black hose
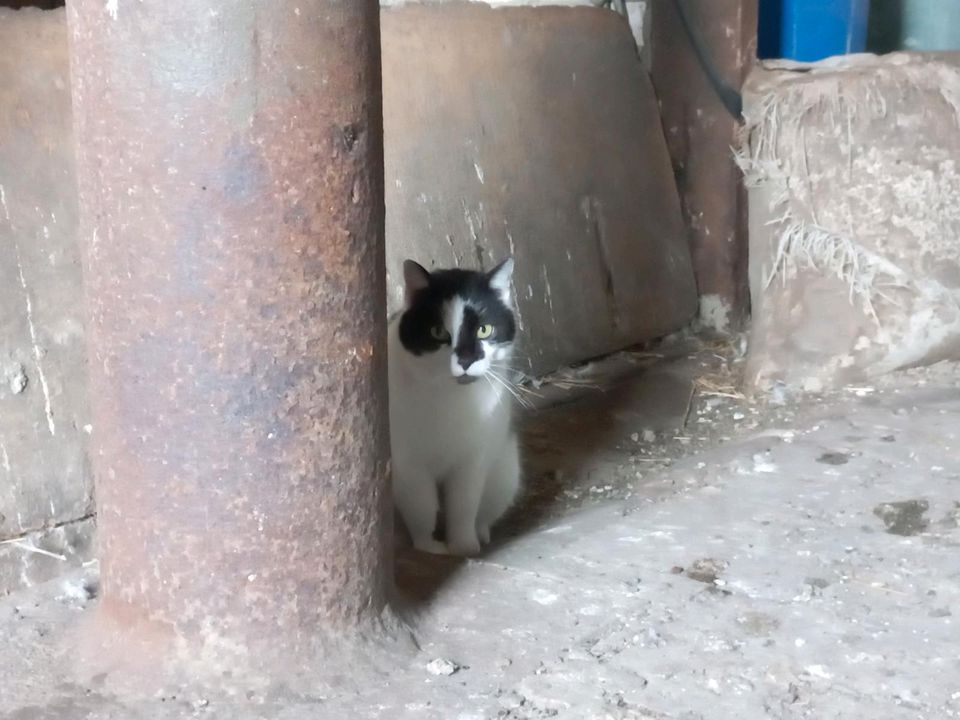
[672,0,744,119]
[593,0,627,17]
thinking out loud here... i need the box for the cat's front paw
[477,523,491,546]
[412,537,450,556]
[447,530,482,557]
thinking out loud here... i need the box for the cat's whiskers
[486,368,533,409]
[487,363,543,400]
[483,367,520,404]
[486,362,523,378]
[486,363,527,383]
[481,372,502,401]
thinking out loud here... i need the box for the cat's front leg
[444,457,488,556]
[394,465,448,555]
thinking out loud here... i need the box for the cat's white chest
[392,371,506,465]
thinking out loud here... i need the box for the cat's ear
[487,257,514,304]
[402,259,431,307]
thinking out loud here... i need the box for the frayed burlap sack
[739,53,960,392]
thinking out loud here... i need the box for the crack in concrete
[0,512,96,545]
[14,242,56,436]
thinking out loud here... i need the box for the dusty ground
[2,341,959,719]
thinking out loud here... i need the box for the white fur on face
[491,342,511,361]
[443,297,465,345]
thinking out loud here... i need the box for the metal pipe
[67,0,393,691]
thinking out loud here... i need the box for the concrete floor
[2,344,959,719]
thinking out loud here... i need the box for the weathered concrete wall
[0,8,94,593]
[651,0,758,333]
[383,3,697,376]
[740,53,960,392]
[379,0,651,64]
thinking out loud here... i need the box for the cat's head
[398,258,516,384]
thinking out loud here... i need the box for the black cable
[593,0,627,17]
[672,0,744,119]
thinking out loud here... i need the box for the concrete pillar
[66,0,393,690]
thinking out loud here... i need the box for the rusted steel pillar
[67,0,392,688]
[651,0,758,333]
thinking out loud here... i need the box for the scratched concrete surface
[0,8,94,593]
[3,358,959,719]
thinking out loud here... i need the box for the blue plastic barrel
[759,0,870,61]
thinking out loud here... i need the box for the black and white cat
[388,258,521,556]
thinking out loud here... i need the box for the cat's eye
[430,325,449,342]
[476,324,494,339]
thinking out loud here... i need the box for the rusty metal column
[67,0,393,689]
[651,0,758,332]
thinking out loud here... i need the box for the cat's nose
[456,346,482,370]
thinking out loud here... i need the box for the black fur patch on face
[454,306,483,369]
[399,267,516,356]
